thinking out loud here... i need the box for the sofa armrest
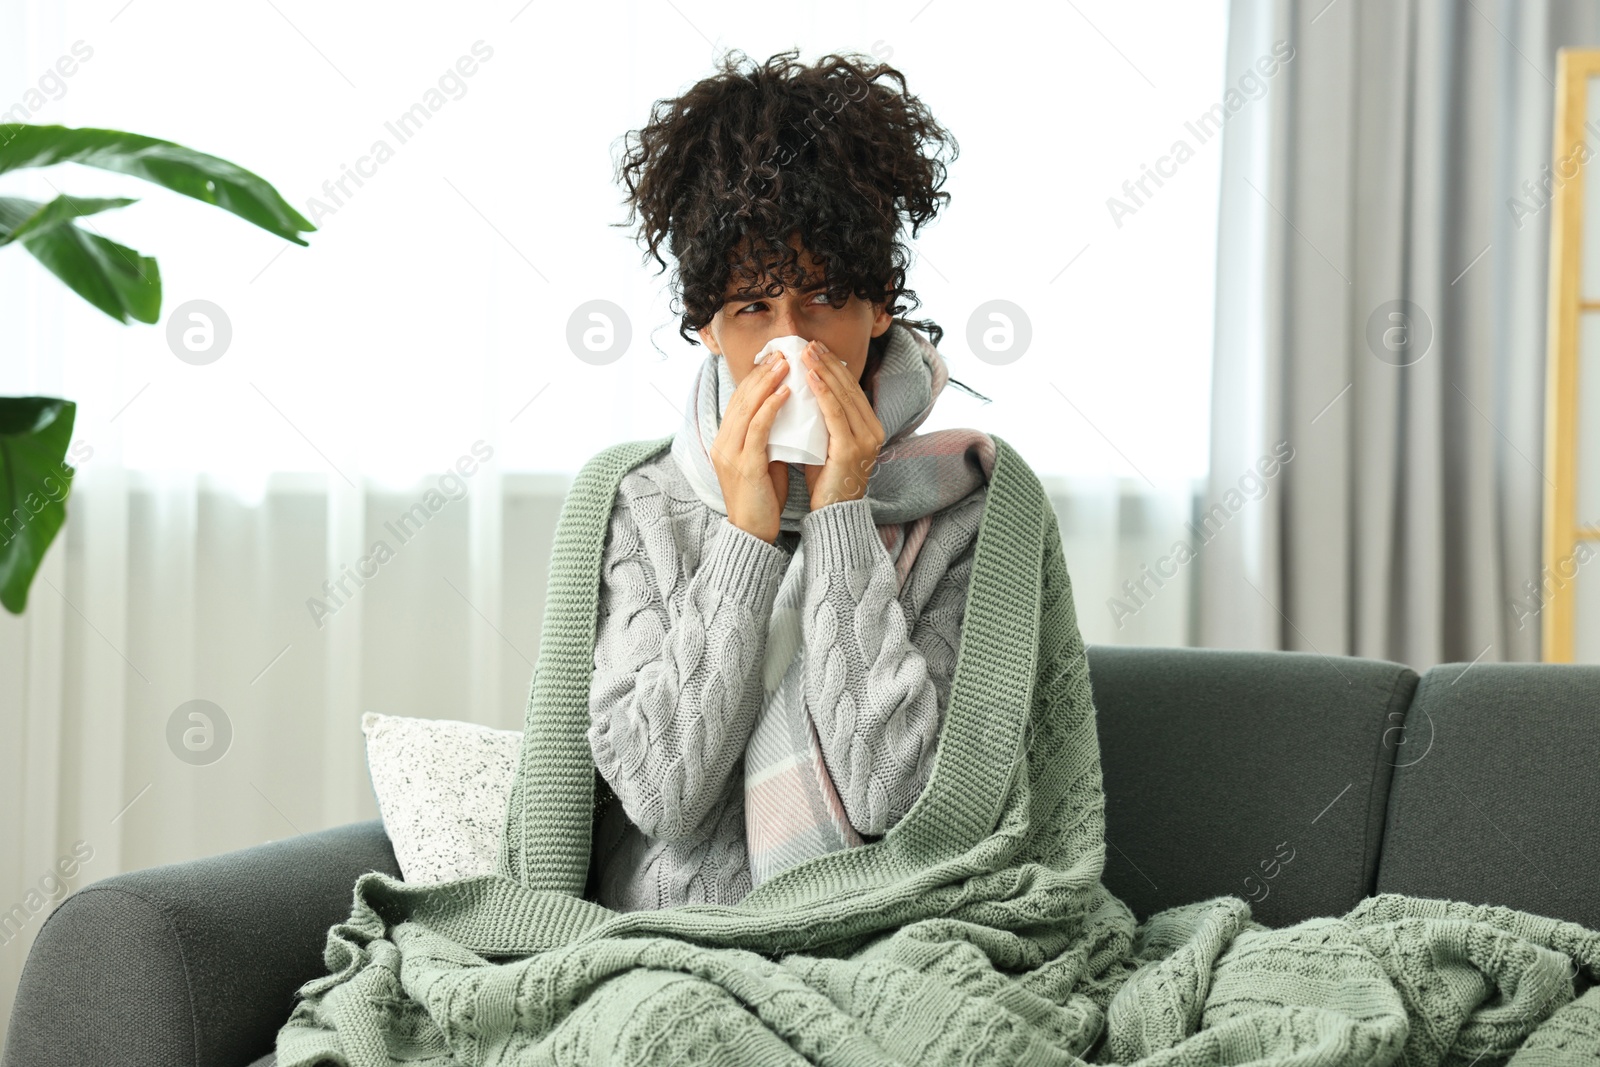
[1,819,398,1067]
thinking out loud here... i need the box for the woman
[587,47,994,911]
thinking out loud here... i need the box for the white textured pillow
[361,711,523,884]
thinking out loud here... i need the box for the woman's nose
[771,300,805,339]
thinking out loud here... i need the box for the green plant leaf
[0,124,314,244]
[0,397,77,615]
[0,194,137,246]
[19,212,161,323]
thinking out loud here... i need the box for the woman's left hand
[800,339,885,510]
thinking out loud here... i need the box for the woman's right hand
[711,352,792,544]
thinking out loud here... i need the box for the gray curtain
[1204,0,1600,668]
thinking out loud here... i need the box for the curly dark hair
[612,47,985,402]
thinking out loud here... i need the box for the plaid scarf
[670,320,995,888]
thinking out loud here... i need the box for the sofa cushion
[362,710,523,884]
[1085,644,1418,927]
[1375,662,1600,931]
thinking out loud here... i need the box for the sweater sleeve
[587,487,792,844]
[798,494,982,837]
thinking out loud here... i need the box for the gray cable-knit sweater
[586,449,986,912]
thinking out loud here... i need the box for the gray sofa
[4,645,1597,1067]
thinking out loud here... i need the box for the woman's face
[697,235,892,389]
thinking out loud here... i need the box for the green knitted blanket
[277,434,1600,1066]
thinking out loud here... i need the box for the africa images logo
[1105,40,1295,229]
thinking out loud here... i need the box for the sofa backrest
[1084,644,1418,928]
[1375,662,1600,932]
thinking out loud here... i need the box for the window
[2,1,1227,490]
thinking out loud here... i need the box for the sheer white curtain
[0,0,1227,1030]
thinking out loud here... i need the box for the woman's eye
[733,292,839,315]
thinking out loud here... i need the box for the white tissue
[752,335,830,465]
